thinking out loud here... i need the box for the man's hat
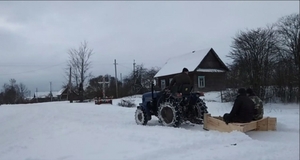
[246,88,254,94]
[182,68,189,72]
[237,88,246,94]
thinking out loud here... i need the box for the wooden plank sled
[203,113,277,133]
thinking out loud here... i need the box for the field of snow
[0,92,299,160]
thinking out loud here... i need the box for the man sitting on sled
[246,88,264,121]
[223,88,255,124]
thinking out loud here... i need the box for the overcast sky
[0,1,298,95]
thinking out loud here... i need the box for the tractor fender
[137,105,142,109]
[137,104,151,120]
[137,103,143,109]
[137,104,148,111]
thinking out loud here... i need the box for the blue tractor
[135,82,208,127]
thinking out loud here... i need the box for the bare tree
[0,79,30,104]
[0,92,3,105]
[67,41,94,101]
[120,64,160,95]
[227,26,280,99]
[275,13,300,67]
[275,13,300,102]
[225,62,247,89]
[67,41,94,87]
[17,83,30,101]
[2,79,18,104]
[138,65,160,89]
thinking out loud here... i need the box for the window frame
[198,76,205,88]
[161,79,166,89]
[169,78,173,84]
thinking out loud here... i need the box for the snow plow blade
[203,113,277,133]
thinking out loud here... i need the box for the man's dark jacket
[225,93,255,123]
[169,73,192,87]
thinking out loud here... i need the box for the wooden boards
[203,113,277,133]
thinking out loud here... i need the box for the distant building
[28,87,69,102]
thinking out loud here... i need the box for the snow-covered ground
[0,92,299,160]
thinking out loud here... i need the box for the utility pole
[50,82,52,101]
[68,67,72,101]
[120,73,123,87]
[133,59,136,76]
[133,59,136,86]
[114,59,118,98]
[36,88,38,102]
[108,75,111,88]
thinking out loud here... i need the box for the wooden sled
[203,113,277,133]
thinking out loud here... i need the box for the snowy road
[0,98,299,160]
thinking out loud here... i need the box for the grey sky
[0,1,298,95]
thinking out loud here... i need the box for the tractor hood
[141,91,162,107]
[142,91,161,99]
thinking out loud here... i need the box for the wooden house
[56,87,68,100]
[154,48,230,92]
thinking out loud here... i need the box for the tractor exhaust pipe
[151,81,154,99]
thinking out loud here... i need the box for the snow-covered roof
[34,91,60,98]
[154,48,212,78]
[57,88,67,95]
[34,92,51,98]
[196,68,225,72]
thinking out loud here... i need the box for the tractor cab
[141,80,163,117]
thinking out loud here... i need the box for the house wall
[156,71,227,92]
[192,72,227,92]
[157,74,176,90]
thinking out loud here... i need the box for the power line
[0,61,67,67]
[90,62,135,66]
[0,62,65,76]
[92,60,133,64]
[0,64,61,67]
[117,64,132,70]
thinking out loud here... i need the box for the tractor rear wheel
[194,98,208,121]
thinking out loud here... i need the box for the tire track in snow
[126,131,252,160]
[126,130,298,160]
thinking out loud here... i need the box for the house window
[198,76,205,88]
[161,79,166,89]
[169,78,173,84]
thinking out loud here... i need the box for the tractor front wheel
[135,107,148,125]
[158,101,181,127]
